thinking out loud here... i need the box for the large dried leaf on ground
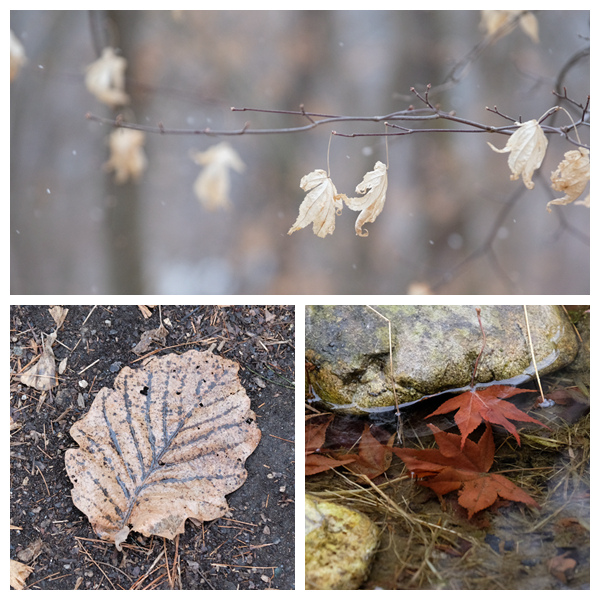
[343,161,388,237]
[288,169,344,238]
[65,350,261,550]
[488,120,548,189]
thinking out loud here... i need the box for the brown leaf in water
[341,424,395,479]
[65,350,261,550]
[305,414,357,475]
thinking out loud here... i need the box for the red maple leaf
[393,424,540,519]
[426,385,546,447]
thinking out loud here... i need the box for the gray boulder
[306,305,579,414]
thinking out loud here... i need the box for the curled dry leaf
[10,559,34,590]
[49,305,68,329]
[488,119,548,189]
[547,147,590,211]
[132,323,168,355]
[20,332,57,391]
[190,142,246,210]
[104,129,147,184]
[343,161,388,237]
[65,349,261,550]
[288,169,343,238]
[10,30,27,81]
[85,47,130,107]
[480,11,539,43]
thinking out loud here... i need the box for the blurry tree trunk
[102,10,144,293]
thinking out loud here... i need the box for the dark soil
[10,305,295,590]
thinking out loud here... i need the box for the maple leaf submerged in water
[426,384,546,447]
[393,424,540,519]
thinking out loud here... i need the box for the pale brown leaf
[288,169,343,238]
[138,305,155,318]
[104,129,147,184]
[65,350,261,549]
[480,11,538,43]
[85,47,130,107]
[10,30,27,81]
[20,332,57,391]
[132,323,168,355]
[488,120,548,189]
[343,161,388,237]
[547,147,590,211]
[49,306,68,329]
[10,559,33,590]
[190,142,246,210]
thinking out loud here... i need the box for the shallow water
[306,371,590,589]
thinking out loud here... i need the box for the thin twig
[523,305,545,403]
[365,306,402,442]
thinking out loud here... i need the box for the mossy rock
[306,305,579,413]
[305,494,379,590]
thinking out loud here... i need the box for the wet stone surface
[306,305,579,413]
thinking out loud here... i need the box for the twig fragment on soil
[76,538,116,590]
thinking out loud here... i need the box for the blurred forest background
[10,10,589,294]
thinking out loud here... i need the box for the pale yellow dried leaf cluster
[489,119,590,211]
[547,147,590,211]
[10,30,26,81]
[104,129,147,184]
[481,10,539,43]
[488,120,548,190]
[85,47,130,107]
[191,142,246,210]
[288,161,388,238]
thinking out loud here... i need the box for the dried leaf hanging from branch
[190,142,246,210]
[288,169,343,238]
[547,147,590,211]
[343,161,388,237]
[65,349,261,550]
[488,119,548,189]
[84,47,130,107]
